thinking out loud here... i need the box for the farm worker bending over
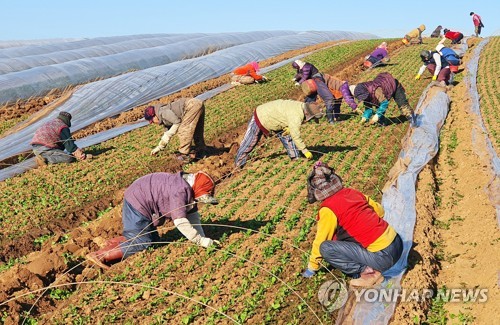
[292,60,338,124]
[435,44,461,66]
[402,24,425,45]
[416,49,452,86]
[430,25,443,38]
[302,161,403,287]
[145,97,206,163]
[442,29,463,44]
[86,171,219,269]
[234,99,324,168]
[343,72,414,125]
[231,61,268,85]
[31,111,91,166]
[363,42,389,68]
[470,12,484,37]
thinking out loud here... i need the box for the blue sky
[2,0,498,40]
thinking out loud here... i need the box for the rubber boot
[350,267,383,287]
[86,236,125,270]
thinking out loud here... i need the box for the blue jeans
[120,200,160,258]
[319,234,403,277]
[32,145,75,164]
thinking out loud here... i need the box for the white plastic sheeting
[0,30,375,163]
[0,41,351,181]
[464,38,500,227]
[0,31,296,104]
[0,38,84,50]
[349,86,450,324]
[0,34,171,58]
[0,34,210,74]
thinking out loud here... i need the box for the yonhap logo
[318,280,349,312]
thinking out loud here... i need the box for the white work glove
[196,235,220,248]
[151,146,163,156]
[294,82,300,87]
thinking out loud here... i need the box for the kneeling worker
[31,111,90,165]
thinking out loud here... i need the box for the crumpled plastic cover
[350,85,450,324]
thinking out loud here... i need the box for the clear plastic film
[0,34,210,74]
[0,31,297,104]
[0,38,84,50]
[0,30,375,163]
[0,34,173,58]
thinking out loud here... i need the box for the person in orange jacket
[301,161,403,288]
[231,61,268,85]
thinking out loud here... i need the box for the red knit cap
[192,172,215,199]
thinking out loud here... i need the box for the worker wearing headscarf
[86,171,219,269]
[301,161,403,288]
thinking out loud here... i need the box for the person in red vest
[301,161,403,287]
[470,12,484,37]
[442,29,464,44]
[231,61,268,85]
[31,111,90,166]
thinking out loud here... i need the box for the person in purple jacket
[86,171,219,269]
[343,73,414,125]
[292,60,337,124]
[364,42,389,68]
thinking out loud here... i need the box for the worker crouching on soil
[86,171,219,269]
[234,99,324,168]
[292,60,339,124]
[31,111,91,166]
[416,48,453,86]
[231,61,268,85]
[363,42,389,69]
[301,161,403,287]
[343,72,414,126]
[145,97,207,163]
[402,24,425,45]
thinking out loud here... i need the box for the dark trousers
[451,34,464,44]
[305,75,336,121]
[427,64,451,84]
[319,234,403,277]
[32,145,76,164]
[120,200,160,258]
[393,80,409,108]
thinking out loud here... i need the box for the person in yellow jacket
[302,161,403,287]
[402,24,426,45]
[234,99,324,168]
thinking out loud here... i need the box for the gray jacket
[154,98,190,128]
